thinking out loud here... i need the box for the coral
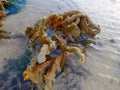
[54,35,85,62]
[0,0,6,27]
[35,44,50,64]
[23,60,53,85]
[0,17,4,27]
[62,10,81,19]
[44,54,66,90]
[26,18,56,50]
[67,22,81,39]
[23,54,66,90]
[45,14,63,29]
[0,30,10,39]
[23,10,101,90]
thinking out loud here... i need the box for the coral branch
[23,54,67,90]
[54,35,85,62]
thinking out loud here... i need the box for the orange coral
[23,60,53,84]
[62,10,81,19]
[54,35,85,62]
[23,54,67,90]
[46,14,63,29]
[23,10,101,90]
[0,0,6,27]
[44,54,66,90]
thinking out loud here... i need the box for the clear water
[0,0,120,90]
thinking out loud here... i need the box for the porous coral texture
[23,10,101,90]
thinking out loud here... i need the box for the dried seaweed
[23,10,101,90]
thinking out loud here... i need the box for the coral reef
[23,10,101,90]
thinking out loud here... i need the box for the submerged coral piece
[23,10,101,90]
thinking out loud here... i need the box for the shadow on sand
[0,49,91,90]
[0,49,32,90]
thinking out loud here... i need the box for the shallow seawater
[0,0,120,90]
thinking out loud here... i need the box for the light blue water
[0,0,120,90]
